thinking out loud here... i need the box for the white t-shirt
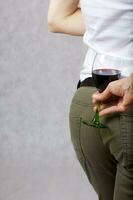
[80,0,133,81]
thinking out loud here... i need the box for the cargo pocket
[120,112,133,169]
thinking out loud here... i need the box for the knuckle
[108,82,113,90]
[120,105,128,112]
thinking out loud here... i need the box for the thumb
[92,86,112,103]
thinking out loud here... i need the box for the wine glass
[81,53,122,128]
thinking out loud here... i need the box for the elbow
[48,22,58,33]
[47,16,61,33]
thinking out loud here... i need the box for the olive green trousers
[69,86,133,200]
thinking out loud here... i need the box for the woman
[48,1,133,199]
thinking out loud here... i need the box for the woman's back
[80,0,133,80]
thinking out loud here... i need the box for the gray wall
[0,1,97,200]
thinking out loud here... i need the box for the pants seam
[120,115,128,166]
[79,117,104,198]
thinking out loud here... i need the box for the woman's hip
[69,86,133,169]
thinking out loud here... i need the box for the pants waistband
[77,77,95,89]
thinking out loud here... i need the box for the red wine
[92,69,121,92]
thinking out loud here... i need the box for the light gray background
[0,1,98,200]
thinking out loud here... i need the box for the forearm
[48,0,85,36]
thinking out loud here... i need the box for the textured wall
[0,1,97,200]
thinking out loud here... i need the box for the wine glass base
[82,120,107,128]
[89,121,107,128]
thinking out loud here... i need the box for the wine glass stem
[92,104,100,124]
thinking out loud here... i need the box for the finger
[93,105,97,112]
[92,91,100,104]
[99,102,127,116]
[122,93,133,108]
[92,86,112,103]
[93,98,119,111]
[99,106,122,116]
[93,104,107,112]
[95,99,123,115]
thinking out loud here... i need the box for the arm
[47,0,86,36]
[92,74,133,116]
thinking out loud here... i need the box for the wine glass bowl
[92,68,121,93]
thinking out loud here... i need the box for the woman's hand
[47,0,85,36]
[92,75,133,116]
